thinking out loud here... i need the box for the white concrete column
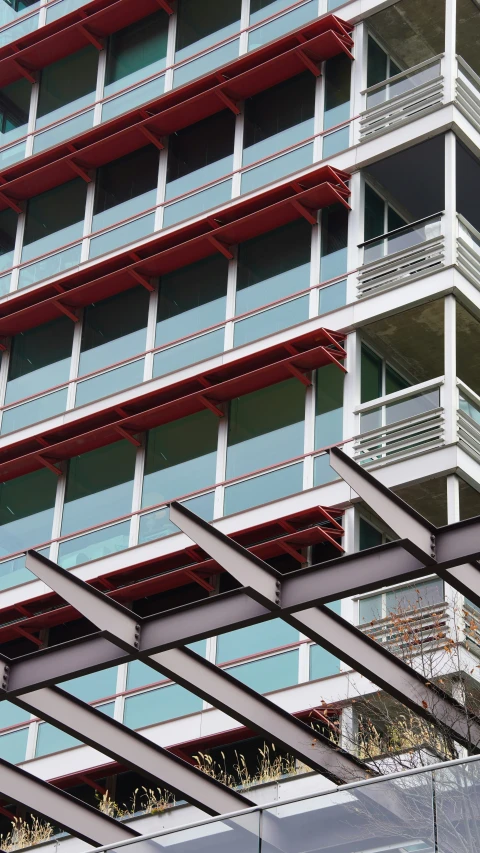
[340,704,358,755]
[443,0,457,105]
[346,170,363,305]
[443,294,457,446]
[444,131,457,269]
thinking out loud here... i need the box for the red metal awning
[0,164,350,337]
[0,14,353,212]
[0,326,346,482]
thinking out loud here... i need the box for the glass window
[127,640,206,691]
[165,111,235,202]
[175,0,241,60]
[320,203,348,283]
[217,620,298,664]
[0,728,28,763]
[358,592,382,624]
[315,364,344,449]
[36,46,98,127]
[35,723,81,757]
[0,702,30,729]
[105,10,168,91]
[62,667,118,702]
[142,410,218,509]
[0,208,17,274]
[385,364,409,395]
[385,579,444,613]
[364,184,385,242]
[310,645,340,680]
[61,441,137,537]
[6,317,73,405]
[124,683,202,729]
[92,146,159,234]
[226,650,299,692]
[367,36,388,88]
[79,288,150,377]
[243,72,315,167]
[359,517,383,550]
[156,255,228,346]
[324,53,351,130]
[236,220,311,315]
[0,469,57,557]
[226,380,305,480]
[361,345,382,403]
[0,77,30,142]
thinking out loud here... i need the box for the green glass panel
[226,380,305,479]
[163,179,233,228]
[361,345,382,403]
[175,0,241,55]
[127,641,206,691]
[174,39,240,89]
[96,701,115,718]
[367,36,388,88]
[0,702,30,728]
[243,72,315,164]
[385,579,444,614]
[139,491,214,543]
[385,364,410,396]
[0,728,28,763]
[166,112,235,201]
[89,212,155,260]
[33,109,94,154]
[6,317,73,405]
[0,468,56,557]
[359,517,383,550]
[35,723,81,757]
[75,359,145,408]
[313,452,336,487]
[22,179,86,264]
[92,147,159,233]
[388,206,407,233]
[233,295,309,348]
[358,593,382,624]
[217,619,298,664]
[62,441,136,537]
[324,54,351,130]
[142,410,218,508]
[248,1,316,50]
[105,10,168,88]
[58,519,131,568]
[315,364,344,449]
[320,203,348,282]
[124,683,202,728]
[0,78,30,149]
[2,388,68,434]
[36,46,98,127]
[224,462,303,516]
[319,280,346,314]
[153,329,225,377]
[309,645,340,680]
[241,142,313,195]
[18,243,82,289]
[364,184,385,242]
[62,667,118,702]
[80,288,149,377]
[156,255,228,346]
[226,650,299,692]
[102,75,165,122]
[236,220,311,315]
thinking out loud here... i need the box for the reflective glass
[139,491,214,544]
[33,108,94,154]
[102,74,165,123]
[36,45,98,132]
[2,388,68,434]
[315,364,344,449]
[79,288,149,377]
[249,0,294,25]
[0,702,30,728]
[385,389,440,424]
[367,36,388,89]
[124,683,202,729]
[175,0,241,61]
[361,345,382,403]
[0,554,37,590]
[309,644,340,679]
[165,111,235,202]
[61,441,137,537]
[75,360,145,408]
[322,126,350,157]
[224,462,304,516]
[234,296,309,347]
[142,410,218,509]
[385,579,444,613]
[248,0,316,50]
[174,39,240,89]
[320,203,348,282]
[0,272,10,295]
[0,469,56,557]
[226,380,305,479]
[62,667,118,702]
[5,316,73,407]
[217,619,298,663]
[35,723,81,757]
[153,329,225,377]
[359,517,383,550]
[150,813,260,853]
[0,728,28,763]
[46,0,90,22]
[156,255,228,347]
[236,220,311,316]
[0,77,30,153]
[318,280,346,314]
[436,761,480,852]
[127,641,206,690]
[58,519,131,568]
[18,243,82,289]
[313,452,336,487]
[226,649,299,692]
[328,0,345,7]
[241,143,313,195]
[0,139,26,168]
[324,54,351,130]
[92,146,159,235]
[364,184,385,243]
[163,179,233,228]
[0,13,39,47]
[89,211,156,259]
[358,593,382,624]
[460,394,480,425]
[0,207,18,274]
[105,10,168,95]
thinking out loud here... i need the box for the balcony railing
[353,379,445,466]
[456,56,480,135]
[361,601,449,658]
[457,214,480,288]
[360,54,445,141]
[457,380,480,464]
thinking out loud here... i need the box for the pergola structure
[1,448,480,844]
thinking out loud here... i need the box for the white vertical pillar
[129,438,146,548]
[444,131,457,269]
[224,248,238,350]
[164,8,178,92]
[346,170,363,305]
[66,307,83,410]
[443,294,457,446]
[232,107,245,199]
[240,0,250,55]
[350,22,367,149]
[340,704,358,755]
[310,216,321,319]
[444,0,457,105]
[50,467,67,563]
[94,47,107,125]
[214,412,228,519]
[144,282,159,383]
[342,329,360,455]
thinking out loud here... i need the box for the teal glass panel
[139,491,214,544]
[0,702,30,728]
[234,295,309,348]
[0,728,28,763]
[2,388,68,434]
[89,211,155,259]
[309,644,340,679]
[322,126,350,157]
[36,45,98,131]
[174,0,241,79]
[142,410,218,509]
[359,518,383,550]
[47,0,90,23]
[0,14,39,49]
[319,280,346,314]
[102,74,165,123]
[5,316,73,407]
[75,360,145,408]
[0,208,18,274]
[0,555,35,590]
[0,273,10,294]
[320,247,348,282]
[224,462,304,516]
[105,10,168,91]
[226,380,305,479]
[328,0,345,7]
[0,140,26,167]
[62,441,137,536]
[58,520,130,568]
[324,54,351,130]
[236,220,311,315]
[250,0,294,25]
[156,255,228,347]
[358,593,382,624]
[33,108,94,154]
[241,143,313,195]
[248,1,316,50]
[124,683,202,729]
[96,701,115,717]
[313,452,336,487]
[79,287,150,377]
[127,640,206,690]
[217,619,298,663]
[166,156,233,203]
[361,345,382,403]
[174,38,240,88]
[385,364,410,396]
[315,364,344,449]
[62,667,118,702]
[35,723,81,757]
[163,180,232,228]
[0,78,30,154]
[0,469,56,557]
[18,243,82,289]
[367,37,388,89]
[226,650,299,692]
[165,111,235,201]
[153,329,225,377]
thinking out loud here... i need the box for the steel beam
[0,758,139,846]
[15,687,250,816]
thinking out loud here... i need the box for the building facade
[0,0,479,839]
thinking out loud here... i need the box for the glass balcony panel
[217,619,298,663]
[151,813,260,853]
[127,641,206,691]
[102,74,165,123]
[0,140,26,167]
[364,217,442,265]
[2,387,68,434]
[366,61,442,109]
[58,520,131,569]
[358,593,383,624]
[459,219,480,256]
[0,273,10,295]
[79,288,149,377]
[322,125,350,157]
[0,469,56,560]
[0,14,39,48]
[0,77,30,161]
[385,578,444,613]
[92,189,157,236]
[328,0,345,7]
[165,154,233,204]
[156,255,228,348]
[35,722,81,757]
[313,452,337,486]
[75,359,145,408]
[310,643,340,679]
[360,408,382,433]
[459,393,480,425]
[324,101,350,132]
[248,0,316,50]
[241,142,314,195]
[89,211,156,259]
[224,462,304,516]
[175,0,240,62]
[5,316,73,409]
[153,329,225,378]
[385,388,440,425]
[124,683,202,728]
[318,280,347,314]
[174,38,240,88]
[163,179,233,228]
[315,364,344,449]
[0,208,18,276]
[35,45,98,133]
[62,667,118,702]
[0,701,30,728]
[436,761,480,852]
[18,242,82,289]
[233,295,309,348]
[249,0,294,26]
[33,108,94,154]
[46,0,89,23]
[139,491,214,544]
[226,649,299,692]
[243,118,314,168]
[0,554,35,590]
[320,247,348,283]
[103,8,168,108]
[0,728,28,763]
